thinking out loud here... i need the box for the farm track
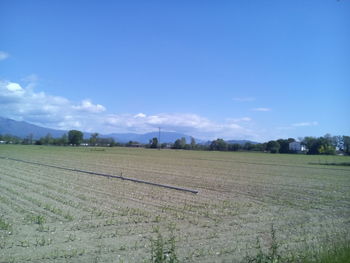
[1,146,350,262]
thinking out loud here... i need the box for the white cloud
[233,97,255,102]
[292,121,318,127]
[104,113,255,140]
[0,79,259,140]
[134,113,146,118]
[0,51,9,61]
[6,82,23,92]
[73,99,106,113]
[0,80,105,130]
[252,107,271,112]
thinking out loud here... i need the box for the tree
[89,133,99,146]
[343,136,350,154]
[228,143,241,151]
[318,136,335,155]
[266,140,280,153]
[243,142,253,151]
[302,136,335,155]
[68,130,83,146]
[277,138,295,153]
[60,133,68,146]
[42,133,53,145]
[149,137,158,148]
[190,137,196,150]
[210,138,228,151]
[173,137,186,149]
[109,138,116,147]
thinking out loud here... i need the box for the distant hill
[0,116,258,144]
[0,116,198,143]
[0,117,67,139]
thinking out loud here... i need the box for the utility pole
[158,127,161,150]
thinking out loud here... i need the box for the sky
[0,0,349,142]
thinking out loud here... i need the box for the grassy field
[0,145,349,262]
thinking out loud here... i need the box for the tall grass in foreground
[150,226,178,263]
[148,224,350,263]
[245,225,350,263]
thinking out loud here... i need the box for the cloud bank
[0,80,257,140]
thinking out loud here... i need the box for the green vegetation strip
[0,156,199,194]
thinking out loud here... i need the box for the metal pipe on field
[0,156,199,194]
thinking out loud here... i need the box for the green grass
[245,225,350,263]
[150,226,178,263]
[0,216,12,231]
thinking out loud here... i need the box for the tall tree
[302,136,335,155]
[150,137,158,148]
[173,137,186,149]
[190,137,196,149]
[343,136,350,154]
[89,133,99,146]
[210,138,228,151]
[277,138,295,153]
[60,133,68,146]
[68,130,83,146]
[43,133,53,145]
[266,140,280,153]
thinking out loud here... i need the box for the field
[0,145,349,262]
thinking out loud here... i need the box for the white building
[289,141,306,152]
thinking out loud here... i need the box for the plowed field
[0,145,349,262]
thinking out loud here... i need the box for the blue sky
[0,0,349,141]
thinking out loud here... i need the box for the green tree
[190,137,196,149]
[41,133,53,145]
[302,136,335,155]
[243,142,253,151]
[150,137,158,148]
[89,132,99,146]
[68,130,83,146]
[173,137,186,149]
[277,138,295,153]
[228,143,241,151]
[266,140,280,153]
[60,133,68,146]
[318,136,335,155]
[343,136,350,154]
[210,138,228,151]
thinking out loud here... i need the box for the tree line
[1,131,349,155]
[125,134,350,155]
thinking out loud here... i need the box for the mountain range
[0,117,197,144]
[0,116,258,144]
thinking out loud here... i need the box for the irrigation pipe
[0,156,198,194]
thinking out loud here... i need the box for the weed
[18,239,30,247]
[244,225,350,263]
[34,236,52,247]
[35,215,46,225]
[244,224,282,263]
[153,215,161,223]
[0,216,12,231]
[119,245,127,251]
[65,233,76,242]
[150,227,178,263]
[64,212,74,221]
